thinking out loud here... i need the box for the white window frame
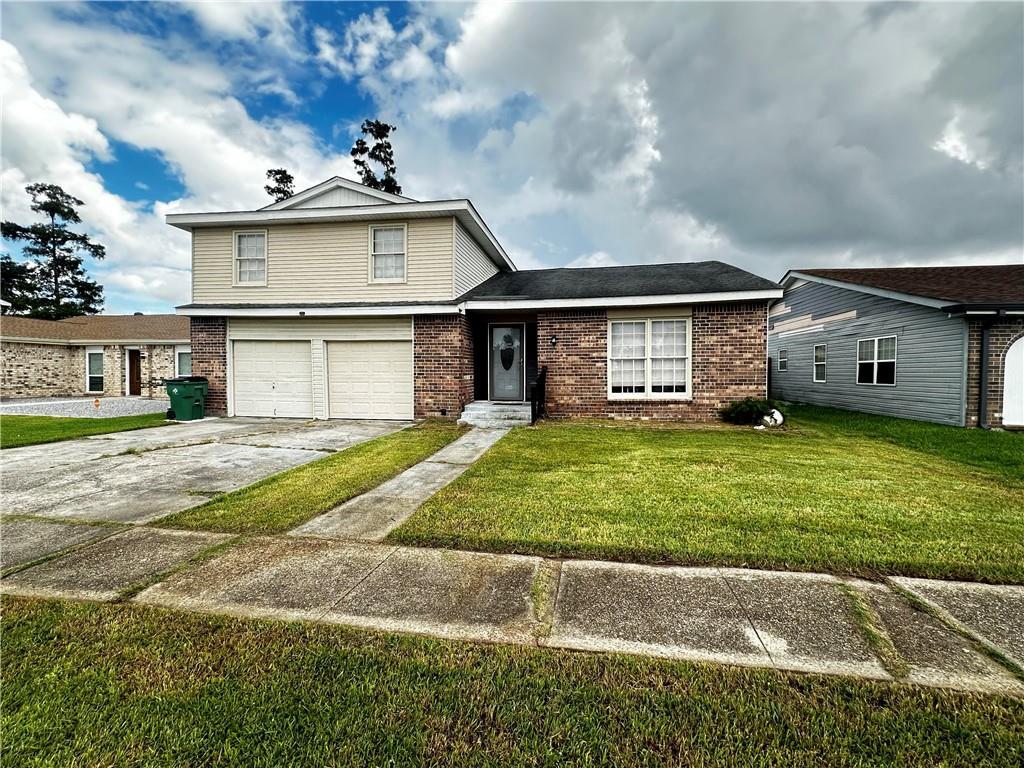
[607,317,692,400]
[175,345,192,377]
[233,230,268,287]
[368,223,407,284]
[856,335,898,387]
[813,344,826,383]
[778,349,788,371]
[85,346,104,394]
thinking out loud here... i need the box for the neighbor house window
[778,349,788,371]
[857,335,897,385]
[609,318,690,398]
[234,231,266,285]
[813,344,826,383]
[175,345,192,377]
[370,225,406,282]
[86,347,104,393]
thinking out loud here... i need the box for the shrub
[719,398,782,426]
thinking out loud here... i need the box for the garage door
[233,340,314,418]
[327,340,413,419]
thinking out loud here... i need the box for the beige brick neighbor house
[0,314,190,400]
[168,176,782,423]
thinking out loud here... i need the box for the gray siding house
[768,266,1024,428]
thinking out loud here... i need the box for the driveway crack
[719,569,775,667]
[314,544,400,621]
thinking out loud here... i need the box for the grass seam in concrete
[0,523,129,579]
[114,535,241,603]
[529,559,561,642]
[840,580,909,680]
[886,579,1024,683]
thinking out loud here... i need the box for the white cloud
[567,251,620,269]
[181,1,298,48]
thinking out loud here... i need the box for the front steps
[458,400,532,428]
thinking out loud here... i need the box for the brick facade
[413,313,474,419]
[536,303,769,420]
[965,318,1024,428]
[190,317,228,415]
[0,341,177,399]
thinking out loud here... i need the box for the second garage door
[327,340,413,419]
[233,340,314,418]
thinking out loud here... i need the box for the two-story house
[168,177,782,423]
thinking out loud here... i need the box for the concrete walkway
[289,428,508,541]
[2,519,1021,696]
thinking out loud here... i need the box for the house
[167,177,782,423]
[0,314,191,399]
[768,266,1024,428]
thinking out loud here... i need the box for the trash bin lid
[165,376,209,383]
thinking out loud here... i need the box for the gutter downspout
[978,319,993,429]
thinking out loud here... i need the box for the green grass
[0,412,168,449]
[158,421,467,534]
[390,408,1024,583]
[3,597,1021,767]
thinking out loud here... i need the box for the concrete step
[462,402,531,413]
[458,417,530,429]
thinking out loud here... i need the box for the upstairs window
[370,225,406,282]
[609,318,690,398]
[778,349,788,371]
[235,231,266,285]
[813,344,826,383]
[86,347,104,393]
[857,335,897,385]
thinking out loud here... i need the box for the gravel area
[0,397,169,418]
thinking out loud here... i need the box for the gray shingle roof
[459,261,779,301]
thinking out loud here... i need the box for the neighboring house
[167,176,782,422]
[0,314,191,400]
[768,266,1024,428]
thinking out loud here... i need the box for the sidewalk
[2,521,1021,697]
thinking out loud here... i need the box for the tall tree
[265,168,295,202]
[350,119,402,194]
[0,255,35,314]
[1,183,105,319]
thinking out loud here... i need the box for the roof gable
[261,177,416,211]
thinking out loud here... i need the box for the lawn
[390,406,1024,583]
[0,413,168,449]
[158,421,467,534]
[3,597,1021,767]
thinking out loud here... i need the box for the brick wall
[536,303,768,421]
[1,342,77,398]
[414,313,473,419]
[142,344,176,399]
[190,317,228,415]
[965,318,1024,428]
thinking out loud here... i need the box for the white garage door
[233,340,314,418]
[327,340,413,419]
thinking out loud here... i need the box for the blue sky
[2,1,1021,314]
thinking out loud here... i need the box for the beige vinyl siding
[291,187,388,208]
[453,220,498,296]
[228,316,412,419]
[193,218,454,304]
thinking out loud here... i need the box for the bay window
[609,318,690,398]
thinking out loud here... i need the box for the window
[86,347,104,393]
[609,318,690,398]
[778,349,788,371]
[234,231,266,285]
[176,345,192,377]
[813,344,826,383]
[370,225,406,282]
[857,335,897,385]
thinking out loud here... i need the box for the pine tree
[1,183,105,319]
[350,120,402,194]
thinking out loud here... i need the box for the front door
[127,350,142,396]
[489,325,524,401]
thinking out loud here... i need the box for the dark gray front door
[489,325,524,401]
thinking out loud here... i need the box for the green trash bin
[165,376,209,421]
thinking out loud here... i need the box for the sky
[1,1,1022,315]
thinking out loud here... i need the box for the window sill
[368,278,408,285]
[608,394,693,402]
[232,282,268,288]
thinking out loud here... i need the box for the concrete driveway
[1,418,409,524]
